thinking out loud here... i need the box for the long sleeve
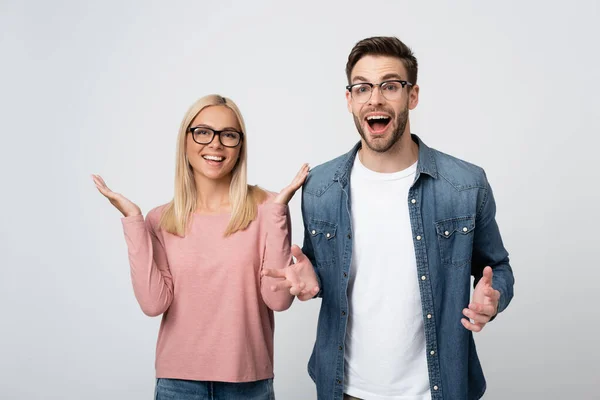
[121,212,174,316]
[472,174,515,315]
[259,203,294,312]
[301,190,323,298]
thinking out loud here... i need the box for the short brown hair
[346,36,418,85]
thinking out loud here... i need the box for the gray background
[1,0,598,399]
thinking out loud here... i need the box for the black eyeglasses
[188,126,244,148]
[346,80,413,103]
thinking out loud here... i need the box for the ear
[408,84,420,110]
[346,89,353,113]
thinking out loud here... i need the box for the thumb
[291,244,307,263]
[482,266,493,285]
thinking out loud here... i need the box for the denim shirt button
[427,314,432,319]
[433,386,439,391]
[342,311,346,316]
[347,233,352,239]
[343,272,347,278]
[430,350,435,355]
[444,230,450,236]
[411,199,416,204]
[421,275,427,281]
[311,230,316,235]
[416,235,422,240]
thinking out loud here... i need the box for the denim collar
[333,134,438,187]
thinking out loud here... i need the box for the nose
[207,133,224,150]
[368,85,385,105]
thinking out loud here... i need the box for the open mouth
[365,114,391,135]
[202,155,225,165]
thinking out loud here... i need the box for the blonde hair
[159,94,267,237]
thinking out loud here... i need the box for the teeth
[203,155,224,161]
[367,115,390,120]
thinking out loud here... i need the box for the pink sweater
[121,200,294,382]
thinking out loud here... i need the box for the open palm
[274,163,309,205]
[91,174,142,218]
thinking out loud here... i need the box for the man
[264,36,514,400]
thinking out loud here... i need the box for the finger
[95,184,119,201]
[289,166,309,191]
[289,281,307,296]
[261,268,287,279]
[94,175,110,189]
[468,303,496,317]
[299,285,319,295]
[297,285,319,301]
[461,318,485,333]
[93,182,113,198]
[490,289,501,301]
[92,175,112,194]
[480,287,501,302]
[298,292,316,301]
[91,175,105,189]
[270,280,293,292]
[297,292,313,301]
[285,270,304,292]
[482,266,493,284]
[291,245,308,263]
[463,308,491,324]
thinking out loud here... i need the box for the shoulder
[304,152,352,196]
[431,147,488,190]
[251,187,289,217]
[145,203,170,228]
[252,186,275,206]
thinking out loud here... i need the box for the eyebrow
[351,73,405,83]
[191,124,240,131]
[381,73,404,81]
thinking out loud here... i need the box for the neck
[194,173,232,214]
[359,129,418,173]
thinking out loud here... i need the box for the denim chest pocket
[308,219,337,267]
[435,216,475,267]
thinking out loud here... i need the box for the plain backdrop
[1,1,598,399]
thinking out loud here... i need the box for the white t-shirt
[344,153,431,400]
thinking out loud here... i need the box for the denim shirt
[301,135,514,400]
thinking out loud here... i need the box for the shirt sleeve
[259,203,295,311]
[472,172,515,316]
[301,190,323,298]
[121,212,174,316]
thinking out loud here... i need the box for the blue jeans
[155,378,275,400]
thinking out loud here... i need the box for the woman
[92,94,313,399]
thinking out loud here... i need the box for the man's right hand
[262,245,320,301]
[92,174,142,218]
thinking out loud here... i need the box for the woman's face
[186,105,243,182]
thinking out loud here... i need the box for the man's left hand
[462,266,500,332]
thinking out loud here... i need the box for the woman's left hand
[273,163,309,205]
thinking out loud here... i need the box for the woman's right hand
[92,174,142,218]
[273,163,309,205]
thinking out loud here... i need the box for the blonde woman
[92,95,315,399]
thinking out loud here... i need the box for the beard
[353,103,409,153]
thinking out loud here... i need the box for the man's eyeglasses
[188,126,244,148]
[346,80,413,103]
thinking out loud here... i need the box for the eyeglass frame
[187,125,244,148]
[345,79,414,103]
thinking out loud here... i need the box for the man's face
[346,55,419,153]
